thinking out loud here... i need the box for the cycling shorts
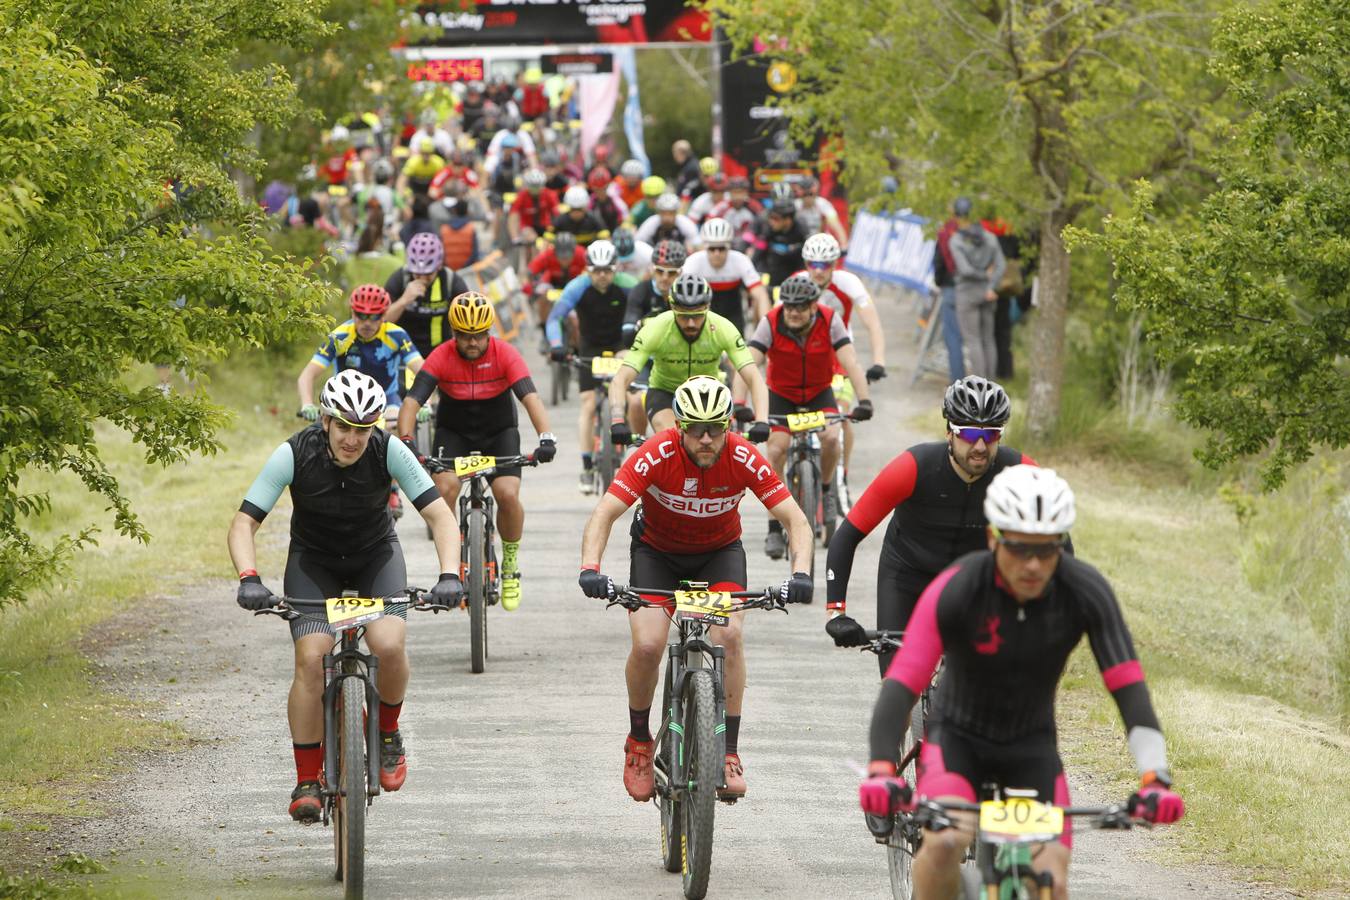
[628,536,747,608]
[431,426,523,481]
[643,387,677,422]
[283,537,409,641]
[711,293,746,337]
[917,721,1073,848]
[769,386,838,434]
[873,557,935,676]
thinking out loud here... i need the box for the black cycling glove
[746,421,771,443]
[236,575,276,611]
[826,614,868,647]
[866,364,887,383]
[535,437,557,463]
[610,421,633,447]
[430,573,464,607]
[780,571,814,604]
[579,569,615,599]
[852,399,874,422]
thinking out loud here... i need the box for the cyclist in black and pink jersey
[397,292,556,612]
[824,376,1036,671]
[683,217,770,336]
[859,466,1185,899]
[578,376,813,804]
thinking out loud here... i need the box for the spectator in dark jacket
[950,202,1007,379]
[933,197,969,382]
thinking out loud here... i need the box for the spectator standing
[933,198,968,383]
[949,201,1006,379]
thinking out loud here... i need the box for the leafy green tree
[0,2,343,608]
[706,0,1224,438]
[1083,0,1350,488]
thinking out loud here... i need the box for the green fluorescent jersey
[622,310,754,392]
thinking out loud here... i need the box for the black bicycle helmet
[553,232,578,257]
[653,239,687,269]
[669,273,713,310]
[778,273,821,306]
[942,375,1011,426]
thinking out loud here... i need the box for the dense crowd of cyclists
[235,80,1185,898]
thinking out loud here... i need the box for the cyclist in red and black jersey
[746,273,873,560]
[859,466,1185,899]
[507,168,559,247]
[825,376,1040,672]
[397,293,556,611]
[578,376,813,803]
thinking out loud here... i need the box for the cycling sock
[629,706,652,742]
[294,742,322,783]
[724,716,741,756]
[502,540,519,573]
[378,701,402,733]
[582,452,594,471]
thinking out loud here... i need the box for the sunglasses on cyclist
[949,422,1004,444]
[654,266,681,277]
[805,260,832,271]
[706,245,730,253]
[589,266,615,275]
[679,421,728,439]
[996,536,1066,560]
[353,312,383,322]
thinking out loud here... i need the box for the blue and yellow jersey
[312,321,422,406]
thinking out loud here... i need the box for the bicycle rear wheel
[658,663,682,873]
[595,390,618,493]
[680,669,717,900]
[468,509,488,674]
[335,676,366,899]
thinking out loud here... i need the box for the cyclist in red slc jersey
[578,376,814,803]
[859,466,1185,900]
[825,376,1040,672]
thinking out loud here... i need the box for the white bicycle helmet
[587,239,617,268]
[654,192,680,213]
[563,185,590,209]
[620,159,645,180]
[803,232,842,264]
[522,168,546,190]
[673,375,733,424]
[700,217,733,246]
[984,466,1076,535]
[320,370,385,427]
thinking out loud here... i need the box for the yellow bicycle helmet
[673,375,733,425]
[641,175,667,198]
[448,291,495,334]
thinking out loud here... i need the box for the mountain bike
[254,588,447,900]
[424,451,538,674]
[571,353,637,494]
[908,792,1152,900]
[766,410,859,573]
[601,583,798,900]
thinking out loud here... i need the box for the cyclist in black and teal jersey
[607,273,771,443]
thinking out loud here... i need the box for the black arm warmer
[1112,681,1162,734]
[869,678,920,763]
[409,369,439,405]
[825,519,867,606]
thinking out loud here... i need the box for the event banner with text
[408,1,711,46]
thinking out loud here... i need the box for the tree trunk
[1025,211,1071,441]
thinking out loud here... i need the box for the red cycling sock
[294,742,322,784]
[378,701,402,733]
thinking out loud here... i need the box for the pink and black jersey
[608,429,787,555]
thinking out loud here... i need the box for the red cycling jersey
[528,246,586,288]
[413,336,536,435]
[511,189,561,233]
[608,429,788,554]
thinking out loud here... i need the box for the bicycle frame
[322,627,382,806]
[655,614,730,803]
[458,472,498,599]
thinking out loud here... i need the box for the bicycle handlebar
[251,588,458,619]
[765,411,861,425]
[423,454,541,476]
[859,629,903,655]
[603,585,793,614]
[910,798,1144,832]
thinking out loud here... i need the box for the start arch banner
[408,1,712,46]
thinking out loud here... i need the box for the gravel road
[47,287,1295,899]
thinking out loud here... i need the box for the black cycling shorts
[768,386,838,433]
[916,721,1072,848]
[873,555,936,676]
[283,537,409,641]
[628,536,747,605]
[643,388,677,423]
[431,426,523,480]
[711,292,746,337]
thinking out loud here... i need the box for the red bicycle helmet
[587,168,613,191]
[350,284,391,315]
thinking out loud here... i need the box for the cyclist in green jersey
[607,273,771,443]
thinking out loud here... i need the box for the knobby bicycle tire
[595,391,617,493]
[659,662,683,874]
[468,509,488,674]
[339,676,366,899]
[792,456,819,579]
[680,669,718,900]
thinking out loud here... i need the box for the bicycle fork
[321,644,382,802]
[663,638,729,798]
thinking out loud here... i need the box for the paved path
[65,287,1288,899]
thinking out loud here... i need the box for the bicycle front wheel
[680,669,718,900]
[468,509,488,674]
[336,676,366,899]
[792,457,819,579]
[595,390,617,492]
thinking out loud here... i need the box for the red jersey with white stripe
[608,429,788,554]
[684,248,760,303]
[797,267,871,329]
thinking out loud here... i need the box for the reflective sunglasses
[805,260,832,271]
[679,421,729,439]
[353,312,383,322]
[996,537,1065,560]
[949,422,1004,444]
[654,266,681,277]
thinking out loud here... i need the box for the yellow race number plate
[591,356,624,378]
[673,590,734,625]
[454,455,497,478]
[979,798,1064,839]
[325,596,385,629]
[786,410,828,433]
